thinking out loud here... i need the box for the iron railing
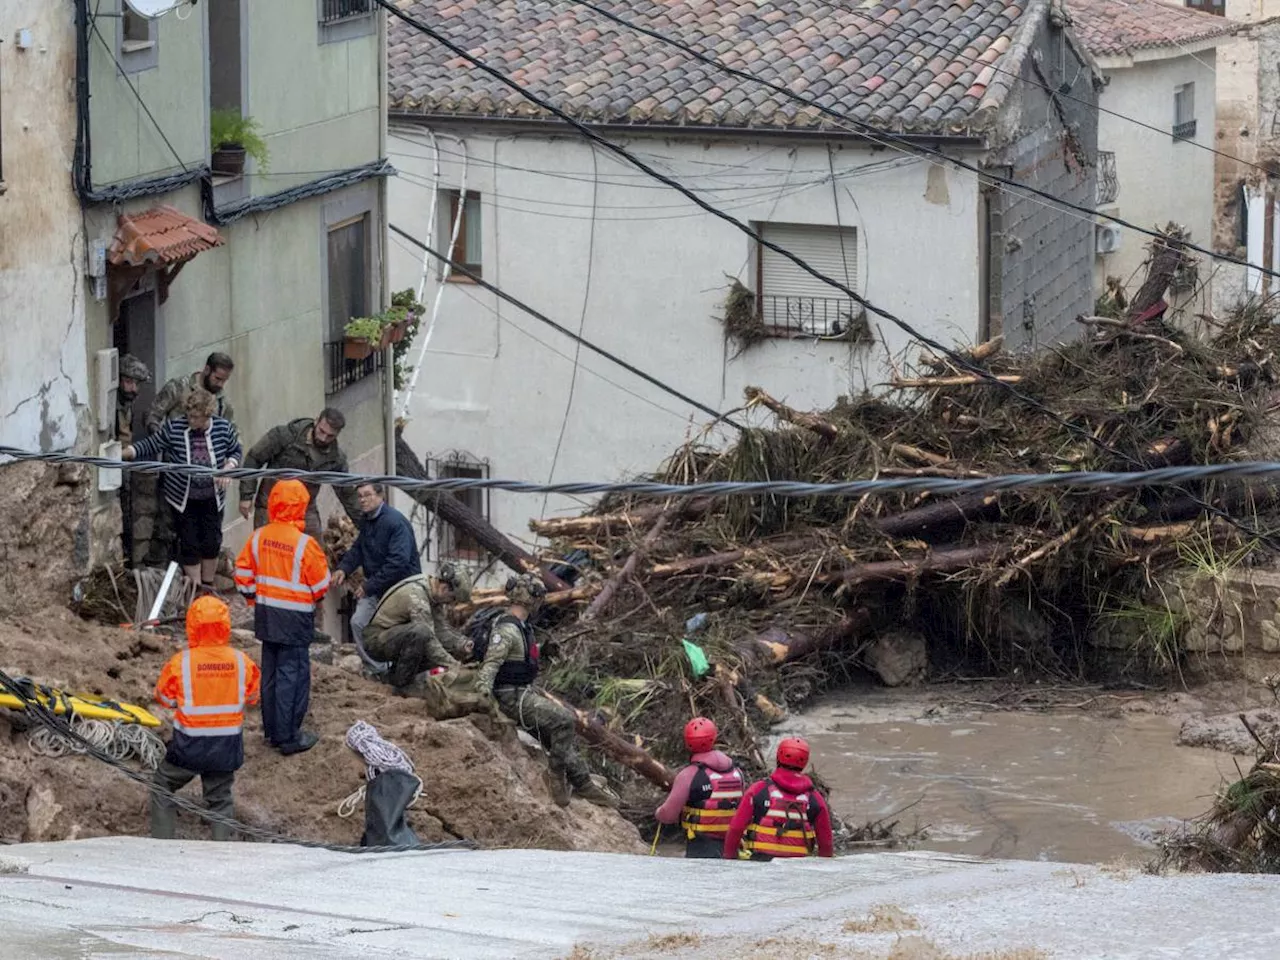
[759,295,862,337]
[1173,119,1198,141]
[1096,150,1118,205]
[320,0,373,23]
[325,339,383,395]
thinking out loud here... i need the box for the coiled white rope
[28,716,166,769]
[337,720,422,818]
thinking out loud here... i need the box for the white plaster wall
[0,2,90,454]
[387,126,983,555]
[1095,52,1217,313]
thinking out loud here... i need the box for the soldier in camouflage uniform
[115,354,152,566]
[475,574,620,809]
[237,409,361,539]
[136,352,236,566]
[361,564,473,689]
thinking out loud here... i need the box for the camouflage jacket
[145,371,235,434]
[364,574,469,658]
[475,617,529,694]
[115,393,136,445]
[240,418,360,522]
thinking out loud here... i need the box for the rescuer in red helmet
[654,717,747,858]
[722,736,834,860]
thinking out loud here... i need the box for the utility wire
[389,224,742,430]
[566,0,1280,283]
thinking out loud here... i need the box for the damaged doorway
[113,275,161,429]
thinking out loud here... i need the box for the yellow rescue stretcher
[0,678,160,728]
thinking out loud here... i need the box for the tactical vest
[474,614,539,687]
[741,778,818,858]
[679,762,746,840]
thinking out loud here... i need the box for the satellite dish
[124,0,184,17]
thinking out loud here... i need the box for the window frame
[320,183,381,396]
[1173,83,1197,141]
[119,3,159,74]
[753,221,865,339]
[431,453,491,561]
[442,189,483,282]
[318,0,376,44]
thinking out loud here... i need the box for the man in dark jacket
[238,409,361,538]
[332,482,421,648]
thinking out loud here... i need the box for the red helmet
[776,737,810,771]
[683,717,718,753]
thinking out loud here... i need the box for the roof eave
[1092,33,1232,69]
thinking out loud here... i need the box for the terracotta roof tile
[1067,0,1235,57]
[388,0,1054,135]
[107,206,224,268]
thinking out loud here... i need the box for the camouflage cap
[119,354,152,383]
[505,573,546,609]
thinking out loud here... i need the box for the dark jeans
[150,759,236,841]
[261,641,311,748]
[175,496,223,566]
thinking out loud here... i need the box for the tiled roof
[1066,0,1235,57]
[108,205,225,268]
[388,0,1054,135]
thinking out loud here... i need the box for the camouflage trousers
[494,686,592,789]
[364,623,460,690]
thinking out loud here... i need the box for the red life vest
[742,777,818,858]
[679,762,745,840]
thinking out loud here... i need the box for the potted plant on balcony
[210,109,270,178]
[343,316,389,360]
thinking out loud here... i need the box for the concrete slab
[1,837,1278,959]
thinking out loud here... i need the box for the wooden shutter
[759,223,857,333]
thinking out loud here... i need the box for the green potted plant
[343,316,387,360]
[210,108,270,178]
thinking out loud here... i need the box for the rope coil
[337,720,424,819]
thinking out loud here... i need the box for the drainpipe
[379,6,396,477]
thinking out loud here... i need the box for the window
[120,5,158,72]
[442,190,482,280]
[326,215,377,393]
[1185,0,1224,15]
[1173,83,1197,141]
[318,0,375,42]
[755,222,863,337]
[432,454,490,561]
[320,0,373,22]
[1096,150,1118,206]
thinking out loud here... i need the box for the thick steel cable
[0,670,474,855]
[7,444,1280,501]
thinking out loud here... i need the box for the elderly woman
[124,388,242,591]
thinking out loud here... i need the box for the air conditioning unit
[1096,223,1123,255]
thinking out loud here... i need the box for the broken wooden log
[647,538,815,578]
[582,508,675,621]
[543,691,674,789]
[891,375,1023,388]
[1126,224,1188,327]
[814,544,1004,588]
[874,493,1001,539]
[890,443,950,467]
[1077,316,1184,354]
[530,498,715,538]
[751,609,873,664]
[744,386,839,441]
[395,428,570,592]
[920,335,1004,369]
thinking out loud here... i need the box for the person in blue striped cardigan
[124,388,242,592]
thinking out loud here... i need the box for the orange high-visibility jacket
[234,479,330,645]
[155,596,261,772]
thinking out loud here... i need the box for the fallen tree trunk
[647,538,815,578]
[751,609,873,664]
[1126,224,1188,327]
[890,443,951,467]
[582,508,675,620]
[874,493,1001,539]
[744,386,839,441]
[530,498,715,538]
[395,429,570,592]
[814,544,1003,588]
[891,375,1023,388]
[921,335,1004,369]
[543,692,674,789]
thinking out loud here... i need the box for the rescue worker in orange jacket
[655,717,746,859]
[722,737,834,860]
[234,479,330,755]
[151,595,261,841]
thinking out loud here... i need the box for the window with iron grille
[755,222,864,338]
[1173,83,1197,141]
[1096,151,1118,206]
[430,454,490,561]
[320,0,373,23]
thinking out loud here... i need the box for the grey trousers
[150,759,236,841]
[350,595,378,646]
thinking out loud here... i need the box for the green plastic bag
[682,638,711,678]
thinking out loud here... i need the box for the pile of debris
[486,292,1280,779]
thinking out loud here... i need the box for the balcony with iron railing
[325,339,383,395]
[320,0,373,23]
[759,295,864,338]
[1096,150,1118,206]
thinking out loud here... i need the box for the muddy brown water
[795,697,1239,864]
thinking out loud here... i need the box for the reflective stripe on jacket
[155,645,261,773]
[235,525,330,645]
[742,779,818,858]
[681,762,746,839]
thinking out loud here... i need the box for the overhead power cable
[7,445,1280,501]
[567,0,1280,283]
[373,0,1280,551]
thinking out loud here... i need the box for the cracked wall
[0,2,94,613]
